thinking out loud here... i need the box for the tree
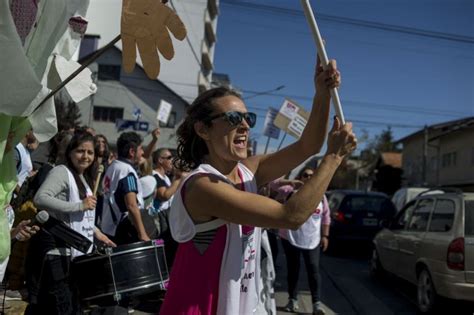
[54,96,82,131]
[360,127,402,195]
[360,127,399,166]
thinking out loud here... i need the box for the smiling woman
[27,131,116,315]
[161,60,357,315]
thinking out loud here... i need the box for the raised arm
[187,117,356,229]
[143,127,160,159]
[246,59,340,187]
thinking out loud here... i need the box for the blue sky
[213,0,474,154]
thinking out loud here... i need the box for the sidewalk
[273,246,354,315]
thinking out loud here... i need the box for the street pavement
[3,241,472,315]
[273,241,417,315]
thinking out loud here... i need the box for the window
[430,157,438,171]
[429,199,455,232]
[93,106,124,122]
[441,151,457,168]
[391,201,416,230]
[341,196,394,214]
[466,200,474,236]
[98,64,121,81]
[159,111,176,128]
[328,193,344,210]
[408,199,433,231]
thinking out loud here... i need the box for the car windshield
[341,196,395,213]
[466,200,474,236]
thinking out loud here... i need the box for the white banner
[287,113,307,138]
[278,99,299,120]
[157,100,173,123]
[263,107,280,139]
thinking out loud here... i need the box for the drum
[72,239,168,308]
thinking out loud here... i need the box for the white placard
[278,99,299,120]
[157,100,173,123]
[287,113,307,138]
[263,107,280,139]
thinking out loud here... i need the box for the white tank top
[280,200,324,250]
[62,165,94,259]
[15,143,33,187]
[170,163,262,314]
[100,159,144,236]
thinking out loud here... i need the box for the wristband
[322,235,329,238]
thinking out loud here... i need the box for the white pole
[300,0,346,125]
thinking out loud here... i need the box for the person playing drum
[27,131,115,315]
[160,59,357,314]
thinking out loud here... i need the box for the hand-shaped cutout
[121,0,187,79]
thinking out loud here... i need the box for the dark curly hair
[174,87,241,171]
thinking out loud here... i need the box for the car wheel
[370,248,384,278]
[417,268,437,314]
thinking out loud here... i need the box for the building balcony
[207,0,219,19]
[205,10,216,45]
[201,40,213,72]
[198,71,210,93]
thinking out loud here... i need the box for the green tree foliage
[360,127,400,166]
[54,96,82,131]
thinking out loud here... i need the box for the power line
[115,76,467,118]
[243,89,466,117]
[220,0,474,44]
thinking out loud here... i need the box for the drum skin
[72,240,168,308]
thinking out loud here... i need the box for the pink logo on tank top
[242,225,254,235]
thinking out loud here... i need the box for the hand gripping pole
[301,0,345,124]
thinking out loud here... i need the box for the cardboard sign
[263,107,281,139]
[157,100,173,123]
[274,99,309,138]
[121,0,187,79]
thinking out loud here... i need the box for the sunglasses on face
[206,111,257,128]
[302,173,313,178]
[161,155,173,160]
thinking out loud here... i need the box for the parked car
[327,190,397,243]
[371,189,474,313]
[391,187,429,211]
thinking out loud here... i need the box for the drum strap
[46,248,71,256]
[195,219,226,233]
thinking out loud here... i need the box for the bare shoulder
[184,173,237,221]
[241,155,261,175]
[185,172,230,197]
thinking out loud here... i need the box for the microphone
[31,210,49,226]
[93,164,105,197]
[11,210,49,246]
[11,210,93,254]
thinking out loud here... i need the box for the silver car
[371,190,474,313]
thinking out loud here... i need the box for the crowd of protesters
[1,57,356,315]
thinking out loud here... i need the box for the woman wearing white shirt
[26,131,115,315]
[278,167,331,315]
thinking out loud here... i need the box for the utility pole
[423,125,428,185]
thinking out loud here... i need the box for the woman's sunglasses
[206,111,257,128]
[302,172,313,178]
[160,155,173,160]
